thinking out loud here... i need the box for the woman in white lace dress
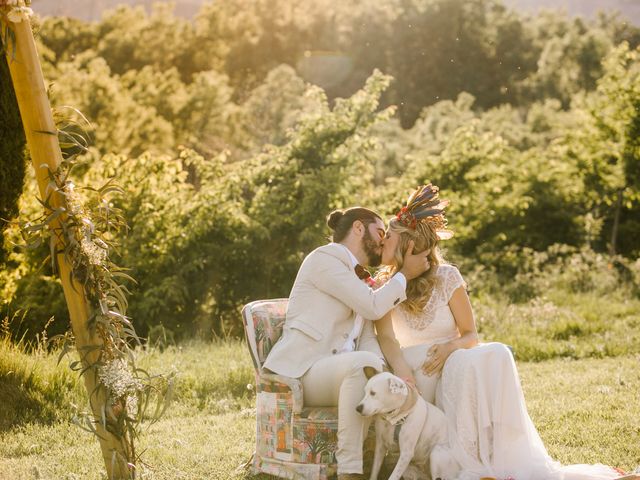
[374,185,627,480]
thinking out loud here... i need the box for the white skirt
[402,342,621,480]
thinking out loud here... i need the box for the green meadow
[2,286,640,479]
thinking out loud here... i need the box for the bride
[373,184,631,480]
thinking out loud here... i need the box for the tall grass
[1,343,639,479]
[0,315,84,430]
[474,291,640,361]
[0,313,255,431]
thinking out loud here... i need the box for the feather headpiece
[396,184,453,240]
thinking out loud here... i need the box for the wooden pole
[1,14,131,480]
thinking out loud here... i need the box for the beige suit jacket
[263,243,406,378]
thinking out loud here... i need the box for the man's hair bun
[327,210,344,230]
[326,207,381,242]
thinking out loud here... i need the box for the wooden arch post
[1,9,131,480]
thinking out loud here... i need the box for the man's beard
[363,229,382,267]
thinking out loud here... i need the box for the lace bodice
[392,264,466,348]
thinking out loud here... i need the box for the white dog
[356,367,460,480]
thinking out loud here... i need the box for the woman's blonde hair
[378,217,444,314]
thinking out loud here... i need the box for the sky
[30,0,640,25]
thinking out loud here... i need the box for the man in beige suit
[264,207,430,479]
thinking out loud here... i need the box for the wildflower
[80,237,107,265]
[126,393,139,415]
[98,358,142,398]
[7,6,33,23]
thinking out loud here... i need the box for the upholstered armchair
[242,299,340,479]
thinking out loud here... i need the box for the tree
[0,38,26,265]
[51,53,175,156]
[240,64,323,153]
[72,71,395,336]
[567,43,640,256]
[523,15,612,107]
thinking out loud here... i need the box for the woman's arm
[375,312,416,385]
[422,286,479,376]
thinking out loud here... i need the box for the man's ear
[363,366,379,380]
[352,219,364,237]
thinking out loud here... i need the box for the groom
[264,206,429,479]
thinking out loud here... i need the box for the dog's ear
[363,366,379,380]
[388,377,409,396]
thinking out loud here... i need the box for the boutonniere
[355,264,377,286]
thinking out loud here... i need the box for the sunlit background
[1,1,639,477]
[30,0,640,23]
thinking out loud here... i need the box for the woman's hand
[422,342,455,376]
[400,376,417,388]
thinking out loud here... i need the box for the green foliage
[564,42,640,256]
[384,98,585,260]
[72,72,393,337]
[239,71,393,300]
[95,4,204,80]
[0,40,26,265]
[35,0,640,130]
[49,54,175,157]
[36,16,97,64]
[468,247,640,360]
[3,0,640,341]
[523,14,613,106]
[241,65,321,152]
[84,148,244,336]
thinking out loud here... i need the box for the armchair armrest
[258,372,304,414]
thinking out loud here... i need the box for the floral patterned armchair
[242,298,340,479]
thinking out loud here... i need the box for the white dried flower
[62,186,83,215]
[98,358,143,398]
[126,394,139,415]
[80,237,107,265]
[7,6,33,23]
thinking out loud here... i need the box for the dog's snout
[356,404,363,413]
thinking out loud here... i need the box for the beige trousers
[301,350,385,475]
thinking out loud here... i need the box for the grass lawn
[1,340,639,479]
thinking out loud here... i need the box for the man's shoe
[337,474,363,480]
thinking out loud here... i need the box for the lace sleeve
[441,265,466,302]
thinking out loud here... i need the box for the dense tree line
[1,0,639,341]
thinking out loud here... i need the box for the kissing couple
[263,184,629,480]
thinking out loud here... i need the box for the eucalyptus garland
[17,120,175,475]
